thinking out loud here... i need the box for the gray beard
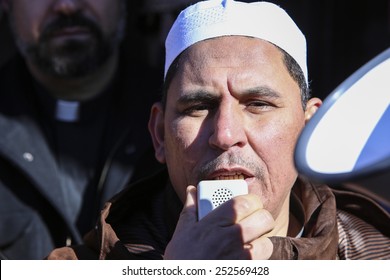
[11,16,125,79]
[18,37,113,78]
[16,30,123,79]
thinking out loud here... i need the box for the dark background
[1,0,389,201]
[1,0,389,100]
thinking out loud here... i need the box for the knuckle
[234,194,262,213]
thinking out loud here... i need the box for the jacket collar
[87,173,340,259]
[270,176,339,259]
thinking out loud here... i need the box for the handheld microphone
[197,179,248,220]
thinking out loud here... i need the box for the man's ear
[304,97,322,124]
[148,102,166,164]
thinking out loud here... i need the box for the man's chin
[22,35,116,78]
[33,47,107,78]
[32,55,96,78]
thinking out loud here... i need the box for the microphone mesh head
[211,188,234,207]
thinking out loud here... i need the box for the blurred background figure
[0,0,389,259]
[0,0,162,259]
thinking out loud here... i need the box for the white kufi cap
[165,0,308,84]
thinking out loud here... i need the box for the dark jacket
[0,54,163,260]
[47,169,390,260]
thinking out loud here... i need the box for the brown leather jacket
[47,169,390,260]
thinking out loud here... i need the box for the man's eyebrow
[177,90,221,105]
[176,86,281,105]
[240,86,282,99]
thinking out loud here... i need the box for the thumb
[176,185,198,228]
[164,185,198,259]
[184,185,197,208]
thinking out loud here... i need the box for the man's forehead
[176,37,284,81]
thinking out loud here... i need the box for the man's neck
[26,52,119,102]
[265,194,291,237]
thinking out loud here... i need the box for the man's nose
[208,104,247,151]
[52,0,83,15]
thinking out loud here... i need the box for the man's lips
[207,169,254,181]
[48,26,91,38]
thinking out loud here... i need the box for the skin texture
[149,36,321,259]
[3,0,126,100]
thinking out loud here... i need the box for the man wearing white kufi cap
[47,0,390,260]
[164,0,308,84]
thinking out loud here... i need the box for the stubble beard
[10,13,126,79]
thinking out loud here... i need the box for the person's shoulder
[332,185,390,259]
[300,178,390,234]
[332,187,390,234]
[337,209,390,259]
[106,168,169,220]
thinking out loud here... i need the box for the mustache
[40,13,101,41]
[198,153,264,180]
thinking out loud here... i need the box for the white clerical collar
[55,100,80,122]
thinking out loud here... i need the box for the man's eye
[246,101,274,112]
[181,104,211,116]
